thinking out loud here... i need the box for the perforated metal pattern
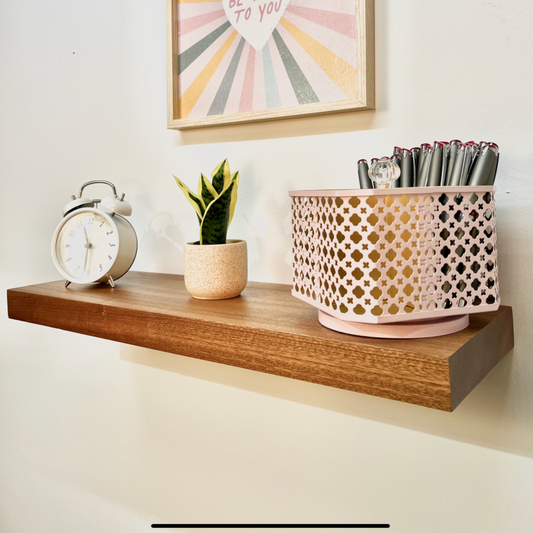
[290,187,499,324]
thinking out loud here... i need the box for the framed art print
[167,0,374,129]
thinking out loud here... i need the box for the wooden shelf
[7,271,513,411]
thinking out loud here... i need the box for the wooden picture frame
[167,0,375,130]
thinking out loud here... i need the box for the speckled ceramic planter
[184,239,248,300]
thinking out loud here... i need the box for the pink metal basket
[290,186,499,332]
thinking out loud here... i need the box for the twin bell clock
[51,180,137,288]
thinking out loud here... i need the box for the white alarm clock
[51,180,137,288]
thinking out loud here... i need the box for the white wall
[2,1,533,531]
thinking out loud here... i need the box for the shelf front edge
[6,275,514,412]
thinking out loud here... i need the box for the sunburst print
[175,0,359,120]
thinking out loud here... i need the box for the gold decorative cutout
[291,188,499,323]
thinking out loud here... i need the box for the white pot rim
[185,239,245,248]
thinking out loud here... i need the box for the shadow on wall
[246,193,293,283]
[120,343,519,455]
[139,213,184,272]
[175,109,377,146]
[121,200,533,460]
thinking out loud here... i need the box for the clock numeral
[108,255,112,260]
[106,230,113,235]
[88,217,94,225]
[75,266,80,271]
[65,244,71,248]
[99,264,103,272]
[65,257,72,262]
[100,221,105,227]
[69,231,75,237]
[109,243,116,247]
[77,222,83,229]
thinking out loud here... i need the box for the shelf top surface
[8,271,508,361]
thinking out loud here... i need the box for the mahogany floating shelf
[7,271,513,411]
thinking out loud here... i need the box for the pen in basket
[428,142,444,186]
[391,153,401,188]
[417,144,431,182]
[360,140,499,188]
[445,140,461,185]
[440,142,450,186]
[357,159,373,189]
[468,143,499,185]
[411,147,420,184]
[448,143,467,186]
[400,149,414,187]
[417,145,433,186]
[488,151,500,185]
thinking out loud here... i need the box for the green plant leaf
[228,171,239,226]
[174,175,204,223]
[198,173,218,210]
[211,159,231,195]
[200,180,235,245]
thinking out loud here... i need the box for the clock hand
[84,248,89,273]
[83,227,92,274]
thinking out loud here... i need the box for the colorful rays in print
[177,0,359,120]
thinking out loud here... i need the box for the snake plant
[174,159,240,245]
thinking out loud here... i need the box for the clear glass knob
[368,157,401,189]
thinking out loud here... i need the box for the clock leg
[106,275,116,288]
[64,280,71,288]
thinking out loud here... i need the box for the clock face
[54,210,118,282]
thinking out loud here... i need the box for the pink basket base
[318,310,469,339]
